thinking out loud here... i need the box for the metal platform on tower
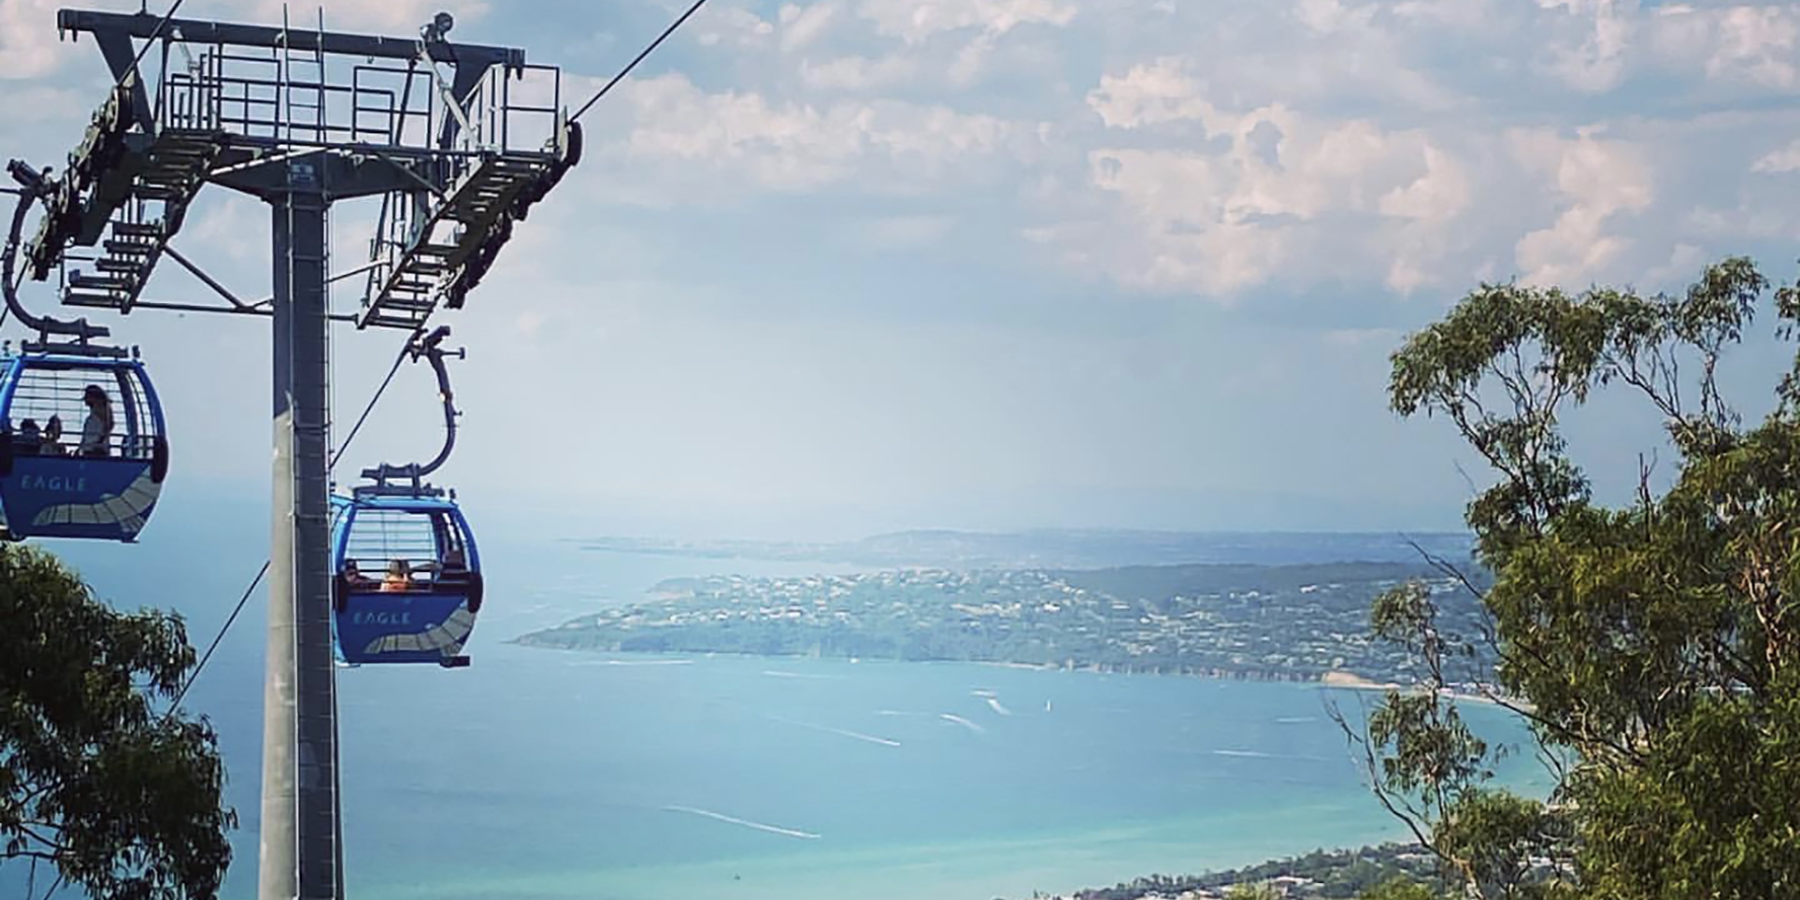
[34,7,579,331]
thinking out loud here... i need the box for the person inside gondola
[381,559,412,592]
[15,418,39,455]
[343,559,374,588]
[40,415,65,456]
[432,547,470,587]
[78,384,112,458]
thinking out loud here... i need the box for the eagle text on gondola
[352,611,412,625]
[20,474,88,492]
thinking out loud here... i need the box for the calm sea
[17,500,1544,900]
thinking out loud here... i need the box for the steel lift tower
[24,8,578,898]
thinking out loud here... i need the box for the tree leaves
[0,543,234,900]
[1346,256,1800,899]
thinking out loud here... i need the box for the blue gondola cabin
[0,346,168,541]
[330,492,483,667]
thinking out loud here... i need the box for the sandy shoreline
[1320,670,1531,711]
[1319,670,1401,690]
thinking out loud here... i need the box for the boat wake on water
[764,714,902,747]
[568,658,695,667]
[1212,749,1330,762]
[662,805,822,840]
[940,713,986,733]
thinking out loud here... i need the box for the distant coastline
[510,541,1519,900]
[569,528,1477,572]
[513,558,1500,691]
[1029,842,1452,900]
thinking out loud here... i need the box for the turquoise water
[331,647,1541,900]
[22,508,1544,900]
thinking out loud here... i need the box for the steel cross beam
[57,9,525,67]
[58,8,523,153]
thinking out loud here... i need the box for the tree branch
[1325,696,1444,851]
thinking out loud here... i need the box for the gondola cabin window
[4,362,159,460]
[340,507,467,591]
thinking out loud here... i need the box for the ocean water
[18,504,1545,900]
[331,647,1542,900]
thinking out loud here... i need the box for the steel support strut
[261,155,340,900]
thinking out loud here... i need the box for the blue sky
[3,0,1800,541]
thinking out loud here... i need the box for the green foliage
[1347,256,1800,899]
[1357,879,1444,900]
[0,543,234,899]
[1074,843,1451,900]
[1225,882,1281,900]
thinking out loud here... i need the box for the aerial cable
[568,0,712,124]
[331,336,413,470]
[166,560,267,715]
[168,328,420,715]
[120,0,188,92]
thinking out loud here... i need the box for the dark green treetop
[0,543,235,899]
[1338,256,1800,899]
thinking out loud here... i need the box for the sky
[2,0,1800,541]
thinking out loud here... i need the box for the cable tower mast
[21,7,579,898]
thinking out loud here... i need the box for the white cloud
[9,0,1800,533]
[1536,0,1633,92]
[1684,201,1791,241]
[1088,6,1464,117]
[229,0,1800,316]
[787,0,1069,95]
[1293,0,1376,36]
[1509,128,1654,286]
[1058,94,1459,297]
[176,195,266,269]
[1566,2,1800,92]
[1752,138,1800,173]
[1377,144,1475,293]
[779,1,842,52]
[1643,242,1705,290]
[1379,144,1471,223]
[1707,5,1800,88]
[578,72,1037,204]
[1646,4,1714,63]
[694,5,776,49]
[854,0,1076,43]
[800,53,926,91]
[1385,256,1430,294]
[1640,4,1800,89]
[1391,0,1496,30]
[1085,57,1224,131]
[0,0,80,79]
[522,0,1800,313]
